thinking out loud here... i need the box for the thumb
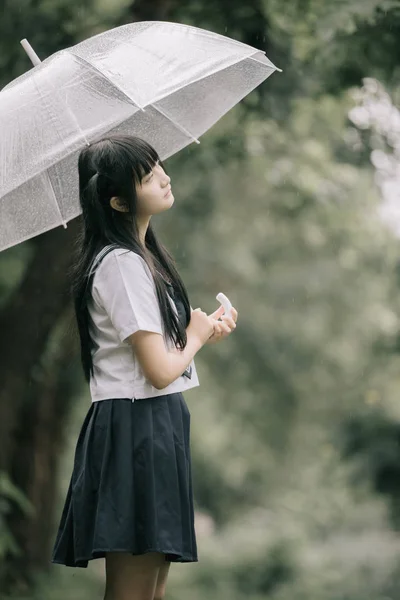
[210,304,225,319]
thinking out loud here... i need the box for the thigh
[154,560,171,600]
[104,551,165,600]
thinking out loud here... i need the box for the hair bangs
[124,139,161,186]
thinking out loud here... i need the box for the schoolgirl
[51,134,237,600]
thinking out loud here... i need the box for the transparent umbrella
[0,21,280,251]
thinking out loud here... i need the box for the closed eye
[145,161,160,182]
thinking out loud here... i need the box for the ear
[110,196,129,212]
[109,196,119,211]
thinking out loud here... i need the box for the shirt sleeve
[92,250,163,343]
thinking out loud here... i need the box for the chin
[156,196,174,214]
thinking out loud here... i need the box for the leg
[153,560,171,600]
[103,551,165,600]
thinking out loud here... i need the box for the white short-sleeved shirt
[87,247,200,402]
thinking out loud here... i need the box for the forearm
[160,329,204,388]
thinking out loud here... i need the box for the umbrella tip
[20,38,42,67]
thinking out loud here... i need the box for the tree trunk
[6,305,82,591]
[0,217,81,473]
[0,219,82,593]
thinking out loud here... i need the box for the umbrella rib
[149,104,200,145]
[29,72,68,229]
[248,52,282,73]
[68,51,145,112]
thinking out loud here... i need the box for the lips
[164,187,172,198]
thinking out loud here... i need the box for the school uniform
[51,245,199,567]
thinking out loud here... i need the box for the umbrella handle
[216,292,233,318]
[20,39,41,66]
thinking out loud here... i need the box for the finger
[212,322,227,338]
[221,315,236,329]
[209,305,225,319]
[220,309,237,325]
[211,319,223,334]
[219,322,231,334]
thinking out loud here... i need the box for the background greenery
[1,0,400,598]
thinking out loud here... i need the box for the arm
[95,252,218,388]
[127,328,203,390]
[128,304,238,387]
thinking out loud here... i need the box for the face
[135,160,174,217]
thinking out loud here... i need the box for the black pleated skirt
[51,392,198,567]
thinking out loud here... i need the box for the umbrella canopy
[0,21,280,251]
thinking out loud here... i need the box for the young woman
[51,134,238,600]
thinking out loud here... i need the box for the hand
[206,306,238,345]
[187,307,215,344]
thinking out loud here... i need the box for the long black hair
[69,134,191,383]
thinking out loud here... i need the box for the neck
[136,214,151,247]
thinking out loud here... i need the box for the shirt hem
[90,379,200,402]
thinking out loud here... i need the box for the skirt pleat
[52,392,198,567]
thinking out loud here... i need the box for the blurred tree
[2,0,400,598]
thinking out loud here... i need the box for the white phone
[216,292,233,318]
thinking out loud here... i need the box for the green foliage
[0,0,130,89]
[161,67,400,600]
[0,472,34,563]
[2,0,400,599]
